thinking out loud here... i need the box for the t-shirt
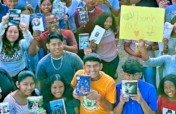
[0,3,8,22]
[157,95,176,112]
[3,93,28,114]
[165,4,176,22]
[98,0,120,12]
[37,51,83,84]
[74,6,103,34]
[37,30,77,55]
[71,70,116,114]
[114,79,157,114]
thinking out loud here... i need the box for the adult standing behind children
[113,60,157,114]
[36,32,83,90]
[29,13,78,57]
[0,14,33,82]
[71,53,116,114]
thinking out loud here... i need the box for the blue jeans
[143,67,156,88]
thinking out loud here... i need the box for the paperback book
[50,99,67,114]
[0,102,10,114]
[89,25,105,44]
[30,13,45,31]
[8,9,21,26]
[79,33,89,50]
[77,6,89,23]
[122,80,138,98]
[20,14,30,28]
[76,75,91,96]
[52,0,67,20]
[27,96,44,114]
[163,22,174,39]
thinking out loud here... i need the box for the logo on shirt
[81,89,100,112]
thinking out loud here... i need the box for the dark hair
[0,67,16,102]
[41,0,53,4]
[83,53,102,64]
[47,32,63,43]
[20,6,34,14]
[93,12,117,33]
[158,74,176,95]
[17,70,36,84]
[41,74,73,112]
[122,60,143,74]
[2,26,23,57]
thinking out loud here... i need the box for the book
[30,13,45,31]
[8,9,21,26]
[163,22,174,39]
[122,80,138,98]
[79,33,89,50]
[135,42,140,53]
[27,96,44,114]
[76,75,91,96]
[77,6,89,23]
[20,14,30,28]
[0,102,10,114]
[89,25,105,44]
[52,0,67,20]
[50,99,67,114]
[163,107,175,114]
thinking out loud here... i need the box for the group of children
[0,0,176,113]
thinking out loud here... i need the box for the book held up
[79,33,89,50]
[8,9,21,26]
[77,6,89,23]
[50,99,67,114]
[30,13,45,31]
[76,75,91,96]
[0,102,10,114]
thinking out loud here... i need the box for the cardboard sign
[120,5,165,42]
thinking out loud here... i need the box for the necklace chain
[51,56,63,70]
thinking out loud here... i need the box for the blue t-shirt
[115,79,157,114]
[165,4,176,22]
[0,3,8,22]
[98,0,120,12]
[36,51,83,84]
[15,0,40,13]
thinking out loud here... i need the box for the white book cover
[20,14,30,28]
[0,102,10,114]
[122,80,138,98]
[89,25,105,44]
[30,13,45,32]
[163,107,175,114]
[163,22,174,39]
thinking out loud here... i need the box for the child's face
[164,81,176,98]
[6,26,19,43]
[40,0,52,14]
[51,81,65,99]
[17,77,35,96]
[4,0,18,9]
[104,17,112,30]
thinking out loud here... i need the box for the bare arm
[138,40,149,61]
[63,44,78,53]
[124,42,141,57]
[29,30,41,57]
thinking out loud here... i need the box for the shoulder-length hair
[41,74,73,110]
[93,12,117,33]
[2,26,23,57]
[158,74,176,95]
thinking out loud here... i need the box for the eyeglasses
[45,20,57,25]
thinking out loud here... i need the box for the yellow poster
[119,6,165,42]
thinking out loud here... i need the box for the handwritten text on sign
[119,6,165,42]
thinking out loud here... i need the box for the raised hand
[159,0,169,8]
[138,39,145,48]
[131,88,143,104]
[2,13,9,25]
[73,89,80,100]
[19,23,28,33]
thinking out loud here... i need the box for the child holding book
[3,71,42,114]
[89,12,119,79]
[0,67,16,102]
[41,74,79,114]
[0,14,33,82]
[157,74,176,113]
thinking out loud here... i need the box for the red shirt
[157,95,176,112]
[74,6,103,34]
[37,29,77,55]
